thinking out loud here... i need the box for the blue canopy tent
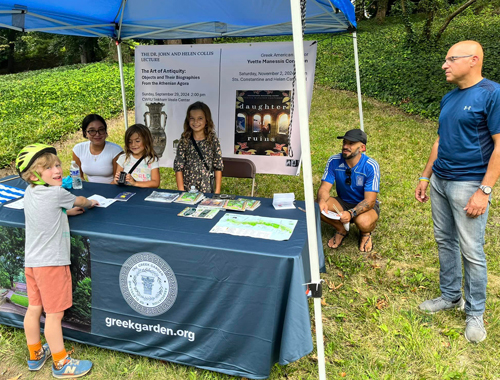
[0,1,357,378]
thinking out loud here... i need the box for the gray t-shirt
[24,186,76,267]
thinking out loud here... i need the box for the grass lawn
[1,86,500,379]
[9,294,28,308]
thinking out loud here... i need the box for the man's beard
[342,147,360,160]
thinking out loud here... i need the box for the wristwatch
[348,209,357,218]
[479,185,492,195]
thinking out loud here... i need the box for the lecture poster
[135,42,317,175]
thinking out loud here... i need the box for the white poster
[135,41,317,175]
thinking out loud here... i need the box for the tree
[69,235,91,288]
[400,0,479,45]
[49,35,103,64]
[0,29,23,73]
[0,227,25,289]
[376,0,390,23]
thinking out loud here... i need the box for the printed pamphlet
[320,210,349,231]
[88,194,116,208]
[237,198,261,211]
[210,214,298,241]
[223,199,247,212]
[321,210,340,220]
[198,198,226,209]
[145,191,180,203]
[174,192,205,205]
[178,207,220,219]
[114,192,136,201]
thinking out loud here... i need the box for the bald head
[443,40,484,88]
[449,40,483,68]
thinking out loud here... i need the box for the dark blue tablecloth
[0,177,324,379]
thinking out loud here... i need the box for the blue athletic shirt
[433,78,500,181]
[321,153,380,204]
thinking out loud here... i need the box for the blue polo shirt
[321,153,380,204]
[433,78,500,181]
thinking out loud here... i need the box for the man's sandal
[359,232,373,252]
[328,231,348,249]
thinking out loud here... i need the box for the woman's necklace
[89,143,104,162]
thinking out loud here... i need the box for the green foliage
[314,12,500,119]
[69,277,92,324]
[1,86,500,380]
[0,227,25,288]
[9,294,28,307]
[13,271,25,284]
[0,62,134,168]
[0,270,10,289]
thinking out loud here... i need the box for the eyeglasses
[443,55,473,65]
[345,168,352,186]
[87,128,107,136]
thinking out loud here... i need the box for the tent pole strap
[353,31,364,131]
[116,41,129,129]
[290,0,326,379]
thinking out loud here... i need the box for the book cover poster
[234,90,291,156]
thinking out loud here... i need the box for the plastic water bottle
[188,185,198,193]
[70,161,83,189]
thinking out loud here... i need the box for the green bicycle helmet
[16,144,57,184]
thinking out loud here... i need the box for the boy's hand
[89,199,99,208]
[67,207,85,216]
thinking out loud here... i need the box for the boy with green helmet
[16,143,98,378]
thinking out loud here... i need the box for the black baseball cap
[337,129,367,144]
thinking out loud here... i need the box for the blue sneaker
[52,356,93,378]
[27,343,51,371]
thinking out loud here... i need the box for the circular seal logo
[119,252,178,316]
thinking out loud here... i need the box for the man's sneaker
[418,296,465,314]
[52,357,93,378]
[465,315,487,343]
[28,343,51,371]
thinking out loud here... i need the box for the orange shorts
[25,266,72,314]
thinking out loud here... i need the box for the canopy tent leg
[116,40,129,129]
[353,31,364,131]
[289,1,326,379]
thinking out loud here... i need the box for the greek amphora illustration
[144,102,167,157]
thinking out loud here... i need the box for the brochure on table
[210,214,297,241]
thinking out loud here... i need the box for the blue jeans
[430,176,490,316]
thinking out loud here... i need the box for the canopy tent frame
[0,1,364,378]
[290,1,326,378]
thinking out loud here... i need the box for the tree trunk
[7,29,17,73]
[376,0,389,23]
[166,39,183,45]
[400,0,414,39]
[435,0,478,42]
[422,8,435,42]
[195,38,213,44]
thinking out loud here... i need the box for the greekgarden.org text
[105,317,195,342]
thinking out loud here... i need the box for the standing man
[318,129,380,252]
[416,41,500,343]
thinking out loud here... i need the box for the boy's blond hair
[21,152,61,186]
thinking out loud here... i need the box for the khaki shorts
[25,266,72,314]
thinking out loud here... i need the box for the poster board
[135,41,317,175]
